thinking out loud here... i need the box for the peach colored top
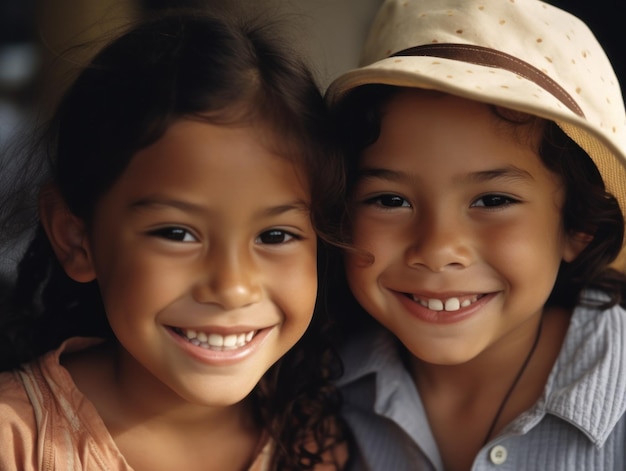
[0,338,271,471]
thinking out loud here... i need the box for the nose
[404,211,472,272]
[192,244,263,309]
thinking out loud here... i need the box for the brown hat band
[391,44,585,118]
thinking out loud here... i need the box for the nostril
[405,243,472,272]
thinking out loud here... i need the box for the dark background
[0,0,623,150]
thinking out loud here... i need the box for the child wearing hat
[327,0,626,470]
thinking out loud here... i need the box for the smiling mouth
[407,293,485,312]
[172,328,258,351]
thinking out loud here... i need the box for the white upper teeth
[413,295,478,312]
[181,329,256,351]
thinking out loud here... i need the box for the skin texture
[345,90,586,471]
[50,119,318,470]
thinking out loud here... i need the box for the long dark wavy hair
[0,9,346,470]
[329,84,626,334]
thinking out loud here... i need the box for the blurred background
[0,0,623,151]
[0,0,383,150]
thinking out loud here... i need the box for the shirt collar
[540,294,626,446]
[339,327,441,458]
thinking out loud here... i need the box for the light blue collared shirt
[338,292,626,470]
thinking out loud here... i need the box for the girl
[0,9,347,471]
[327,0,626,470]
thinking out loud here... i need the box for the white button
[489,445,508,465]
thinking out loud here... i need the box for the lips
[395,290,493,324]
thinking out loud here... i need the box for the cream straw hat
[327,0,626,268]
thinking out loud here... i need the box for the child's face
[84,119,317,406]
[346,90,582,365]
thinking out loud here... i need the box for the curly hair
[0,9,347,470]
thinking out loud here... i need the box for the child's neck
[409,306,571,471]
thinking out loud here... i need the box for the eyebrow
[129,196,310,217]
[465,166,535,184]
[357,167,405,182]
[357,164,535,184]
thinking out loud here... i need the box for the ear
[562,231,593,263]
[39,185,96,283]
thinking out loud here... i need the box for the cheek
[270,249,319,323]
[350,215,401,264]
[95,248,185,323]
[344,249,382,317]
[478,217,565,283]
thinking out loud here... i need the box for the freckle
[499,19,506,25]
[575,87,581,94]
[446,75,454,79]
[432,39,439,43]
[500,85,509,89]
[478,6,484,10]
[545,56,553,63]
[394,59,402,63]
[456,29,463,34]
[466,70,473,74]
[536,38,543,43]
[386,49,392,55]
[613,126,617,133]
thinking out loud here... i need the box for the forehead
[373,88,542,153]
[107,119,309,200]
[200,104,308,170]
[360,90,558,184]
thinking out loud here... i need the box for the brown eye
[256,230,295,245]
[367,194,410,208]
[149,227,196,242]
[472,194,517,208]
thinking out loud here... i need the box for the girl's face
[346,90,583,365]
[85,119,317,406]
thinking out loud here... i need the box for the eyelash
[148,227,197,242]
[362,193,520,210]
[255,229,299,245]
[471,194,520,208]
[364,194,411,208]
[148,227,300,245]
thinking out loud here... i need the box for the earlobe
[563,231,594,263]
[39,185,96,283]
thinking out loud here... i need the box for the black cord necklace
[482,318,543,446]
